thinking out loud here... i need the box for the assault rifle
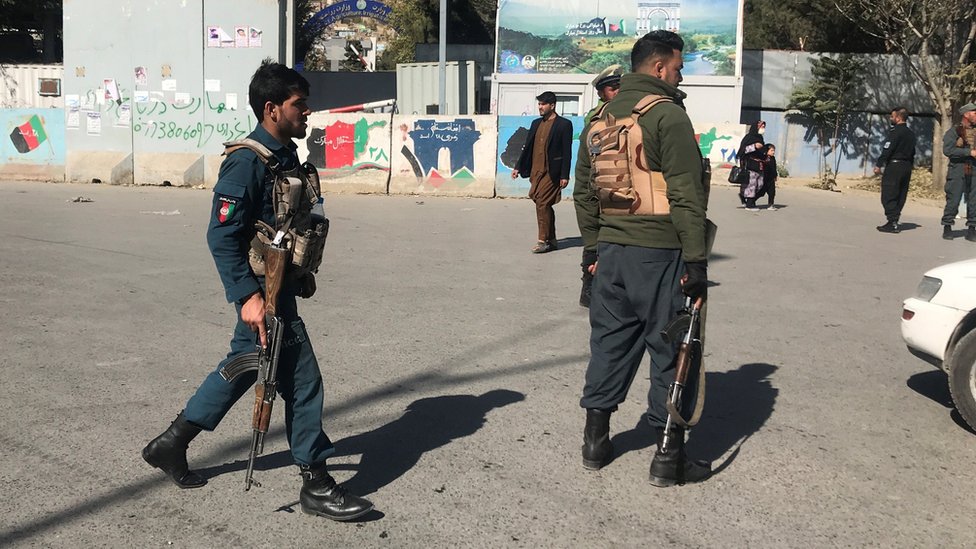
[218,241,289,491]
[659,296,705,453]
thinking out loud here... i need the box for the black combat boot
[967,226,976,242]
[649,427,711,487]
[579,271,593,308]
[581,409,613,470]
[943,225,953,240]
[299,463,374,521]
[876,221,900,233]
[142,412,207,489]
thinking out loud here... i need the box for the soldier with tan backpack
[575,30,715,487]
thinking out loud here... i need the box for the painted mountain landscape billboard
[497,0,739,76]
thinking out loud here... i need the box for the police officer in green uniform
[575,64,623,307]
[576,31,712,486]
[142,61,373,521]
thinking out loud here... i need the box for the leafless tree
[834,0,975,186]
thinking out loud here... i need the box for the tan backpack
[586,94,672,216]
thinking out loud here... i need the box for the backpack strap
[632,94,672,118]
[589,101,611,124]
[223,138,280,171]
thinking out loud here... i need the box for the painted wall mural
[696,124,743,167]
[390,115,497,197]
[1,110,65,166]
[495,114,584,199]
[296,112,391,193]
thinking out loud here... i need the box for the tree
[787,55,867,190]
[833,0,976,187]
[0,0,62,62]
[744,0,885,53]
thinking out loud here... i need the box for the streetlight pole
[438,0,446,114]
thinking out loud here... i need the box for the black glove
[682,261,708,301]
[581,249,598,273]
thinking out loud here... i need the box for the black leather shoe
[581,409,613,470]
[649,428,711,487]
[142,412,207,489]
[876,221,900,233]
[943,225,954,240]
[967,227,976,242]
[299,464,374,521]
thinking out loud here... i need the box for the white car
[902,258,976,430]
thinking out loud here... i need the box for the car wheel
[948,329,976,431]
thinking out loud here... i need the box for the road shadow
[328,390,526,496]
[556,236,583,250]
[610,363,779,474]
[896,222,921,232]
[906,370,976,435]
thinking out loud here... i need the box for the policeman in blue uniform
[142,61,373,522]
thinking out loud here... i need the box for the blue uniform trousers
[580,243,700,428]
[183,293,335,466]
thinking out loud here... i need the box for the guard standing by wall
[512,91,574,254]
[941,102,976,242]
[575,65,624,307]
[873,107,916,233]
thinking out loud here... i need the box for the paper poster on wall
[235,26,248,48]
[86,112,101,135]
[116,104,131,127]
[67,108,80,129]
[204,79,220,92]
[225,92,238,111]
[174,92,191,107]
[207,26,220,47]
[96,89,105,106]
[134,90,150,103]
[104,79,121,103]
[134,66,148,88]
[249,27,262,47]
[161,79,177,92]
[65,94,79,108]
[218,27,234,47]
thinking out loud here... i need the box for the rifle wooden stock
[263,246,288,318]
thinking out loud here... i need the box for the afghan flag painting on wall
[9,114,48,154]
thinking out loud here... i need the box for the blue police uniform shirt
[206,124,300,304]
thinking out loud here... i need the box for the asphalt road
[0,179,973,547]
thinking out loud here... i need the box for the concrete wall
[62,0,280,186]
[0,108,65,180]
[296,111,392,194]
[390,115,497,197]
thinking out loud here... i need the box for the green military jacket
[573,73,708,263]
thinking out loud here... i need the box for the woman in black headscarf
[737,120,767,210]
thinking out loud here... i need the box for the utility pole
[438,0,446,114]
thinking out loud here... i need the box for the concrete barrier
[1,109,65,181]
[389,114,497,197]
[298,112,392,194]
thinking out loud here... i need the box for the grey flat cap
[960,102,976,114]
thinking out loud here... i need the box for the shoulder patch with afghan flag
[216,196,238,224]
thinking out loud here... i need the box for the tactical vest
[586,94,672,216]
[222,139,329,296]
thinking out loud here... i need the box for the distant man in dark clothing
[874,107,916,233]
[513,91,574,254]
[941,102,976,242]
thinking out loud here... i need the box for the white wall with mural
[390,115,498,197]
[296,112,392,194]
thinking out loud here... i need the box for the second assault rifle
[659,296,705,453]
[218,241,289,491]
